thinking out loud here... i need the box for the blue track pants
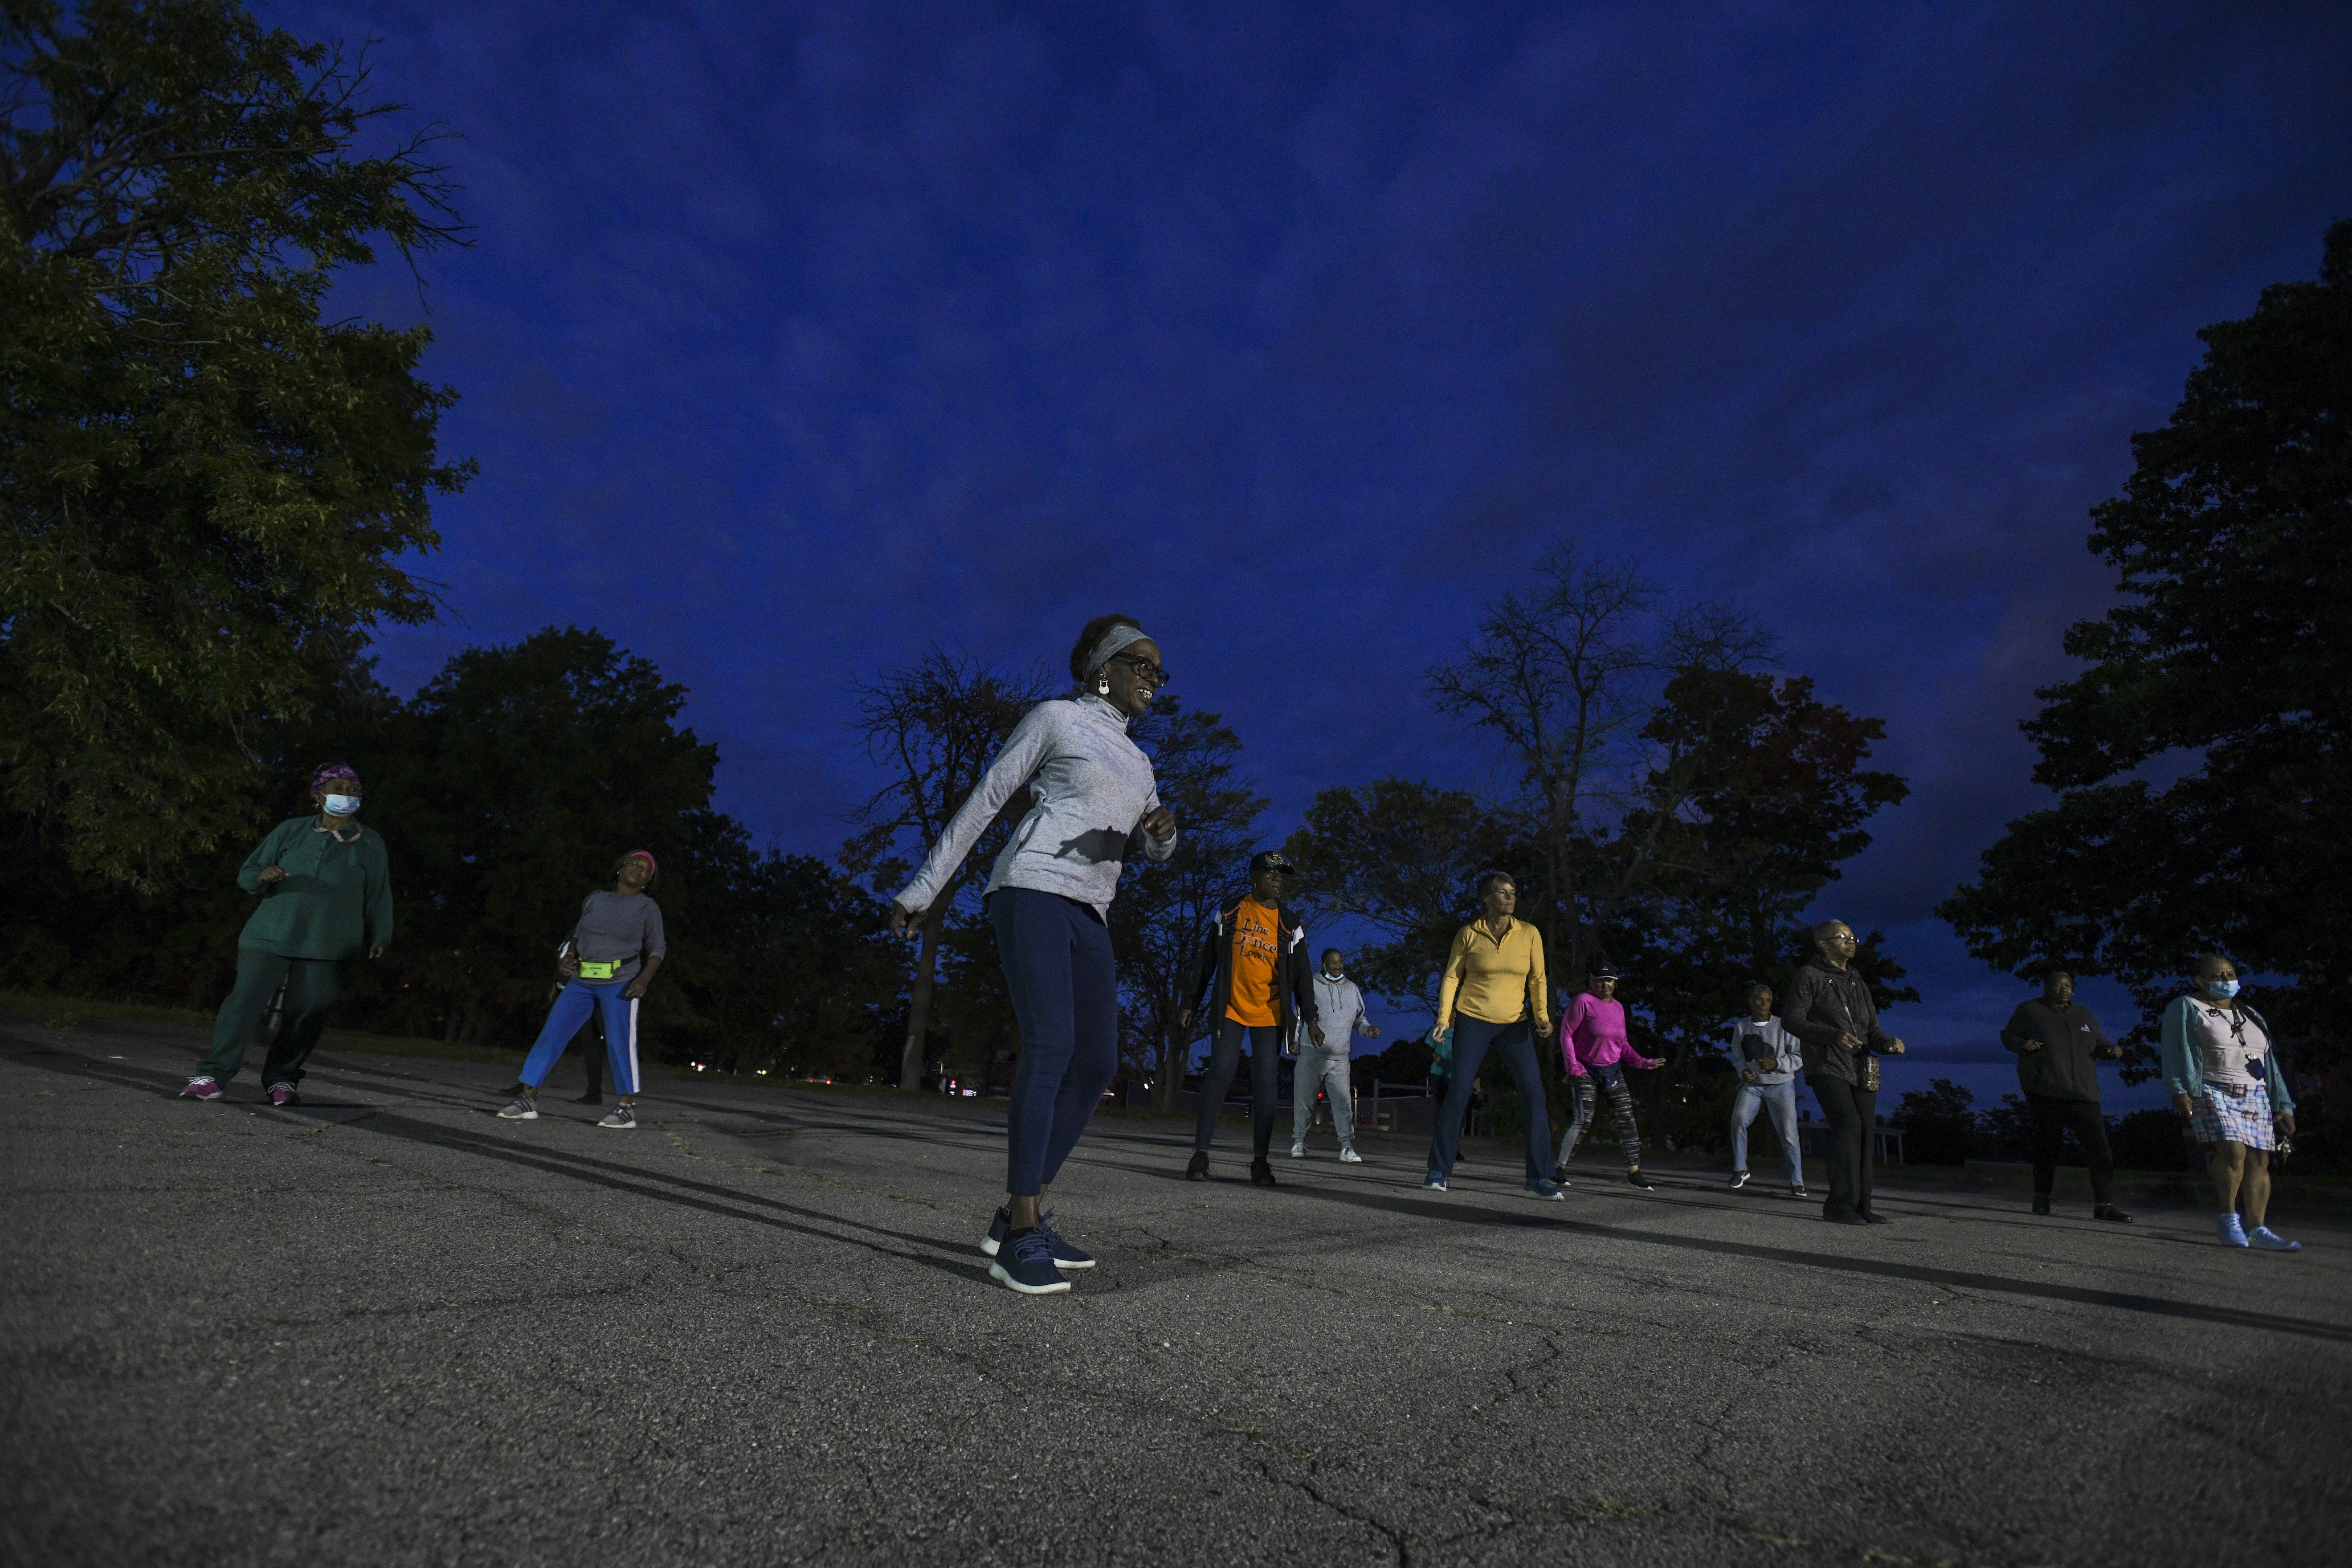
[520,980,640,1096]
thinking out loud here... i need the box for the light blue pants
[1291,1047,1355,1148]
[521,980,640,1096]
[1732,1079,1803,1184]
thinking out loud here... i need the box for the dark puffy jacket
[1999,999,2112,1102]
[1780,955,1891,1088]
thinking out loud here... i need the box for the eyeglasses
[1112,653,1170,686]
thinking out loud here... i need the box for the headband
[311,763,360,793]
[1083,623,1151,679]
[624,851,658,872]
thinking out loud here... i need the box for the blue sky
[291,1,2352,1112]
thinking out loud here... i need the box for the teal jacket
[2158,994,2296,1114]
[234,816,395,961]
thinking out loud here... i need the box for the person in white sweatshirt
[1293,949,1381,1161]
[1727,981,1806,1197]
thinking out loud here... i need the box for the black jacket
[1187,898,1318,1046]
[1780,955,1891,1088]
[1999,999,2112,1102]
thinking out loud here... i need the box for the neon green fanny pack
[577,959,619,981]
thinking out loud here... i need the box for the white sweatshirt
[894,693,1177,919]
[1309,974,1375,1052]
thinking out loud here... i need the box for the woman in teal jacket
[181,763,394,1106]
[2161,953,2299,1251]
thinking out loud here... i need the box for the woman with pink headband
[181,764,393,1105]
[500,851,667,1129]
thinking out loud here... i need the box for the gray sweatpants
[1292,1047,1355,1148]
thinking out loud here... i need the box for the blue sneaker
[979,1208,1095,1269]
[2249,1226,2302,1252]
[1526,1179,1566,1201]
[1033,1208,1093,1269]
[1421,1175,1447,1192]
[2216,1213,2250,1248]
[989,1228,1071,1295]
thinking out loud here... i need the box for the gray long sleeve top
[1310,974,1375,1050]
[894,693,1176,920]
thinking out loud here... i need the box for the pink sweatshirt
[1560,993,1660,1076]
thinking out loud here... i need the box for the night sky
[293,1,2352,1112]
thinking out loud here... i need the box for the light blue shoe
[1525,1179,1567,1201]
[2249,1226,2302,1252]
[1421,1175,1447,1192]
[2216,1213,2250,1248]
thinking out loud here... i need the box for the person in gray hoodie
[1726,981,1805,1196]
[1293,949,1382,1162]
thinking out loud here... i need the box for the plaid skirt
[2189,1080,2276,1152]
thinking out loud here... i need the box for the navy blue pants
[990,887,1120,1198]
[1427,1015,1553,1184]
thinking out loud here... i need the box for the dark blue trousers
[1426,1015,1553,1184]
[990,887,1121,1198]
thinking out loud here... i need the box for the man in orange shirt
[1180,851,1322,1186]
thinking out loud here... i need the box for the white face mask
[322,794,361,818]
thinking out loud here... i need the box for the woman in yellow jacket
[1423,871,1562,1198]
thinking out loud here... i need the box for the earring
[1098,678,1110,694]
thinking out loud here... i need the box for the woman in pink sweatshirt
[1554,962,1663,1189]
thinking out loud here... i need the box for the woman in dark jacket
[181,764,393,1106]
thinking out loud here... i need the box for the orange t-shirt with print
[1224,898,1283,1027]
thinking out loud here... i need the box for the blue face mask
[323,794,361,818]
[2204,977,2240,1001]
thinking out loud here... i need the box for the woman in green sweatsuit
[181,763,394,1105]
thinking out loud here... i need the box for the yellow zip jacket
[1434,919,1549,1032]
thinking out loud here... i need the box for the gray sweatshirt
[1728,1015,1800,1085]
[1309,974,1375,1053]
[895,693,1177,919]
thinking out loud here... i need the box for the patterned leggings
[1557,1062,1642,1169]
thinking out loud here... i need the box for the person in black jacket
[2000,968,2132,1223]
[1179,851,1321,1186]
[1779,920,1906,1225]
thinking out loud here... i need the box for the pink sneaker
[180,1077,223,1101]
[267,1082,300,1107]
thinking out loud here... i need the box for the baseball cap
[1249,850,1296,875]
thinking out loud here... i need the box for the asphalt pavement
[5,1012,2347,1568]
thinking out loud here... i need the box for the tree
[1108,699,1265,1109]
[1888,1077,1977,1166]
[840,649,1050,1088]
[1940,220,2352,1077]
[351,627,722,1047]
[1424,546,1774,989]
[1280,778,1512,1016]
[1,0,472,889]
[1620,668,1912,1099]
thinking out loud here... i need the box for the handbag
[1856,1051,1881,1093]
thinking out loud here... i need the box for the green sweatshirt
[234,816,395,960]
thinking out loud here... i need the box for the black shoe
[501,1081,526,1098]
[1859,1210,1893,1226]
[1626,1169,1657,1190]
[1823,1209,1870,1226]
[2094,1203,2134,1223]
[2032,1194,2052,1216]
[1185,1150,1209,1182]
[1551,1165,1569,1184]
[1250,1158,1277,1187]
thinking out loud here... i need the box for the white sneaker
[599,1104,636,1129]
[496,1096,538,1120]
[1338,1146,1363,1163]
[1288,1145,1306,1158]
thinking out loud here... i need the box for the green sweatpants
[199,950,346,1087]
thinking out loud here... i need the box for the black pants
[1811,1073,1877,1218]
[1194,1019,1282,1159]
[2026,1092,2114,1206]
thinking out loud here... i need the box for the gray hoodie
[1309,973,1375,1053]
[895,693,1177,919]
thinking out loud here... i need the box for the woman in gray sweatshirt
[889,615,1179,1295]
